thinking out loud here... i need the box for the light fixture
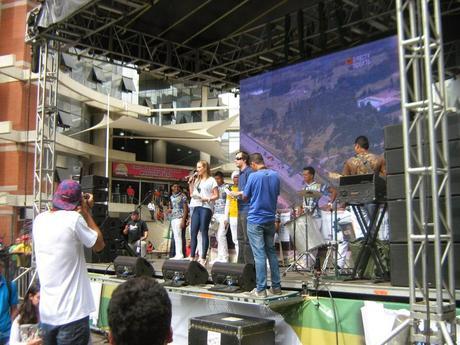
[121,146,125,150]
[188,150,192,154]
[120,131,125,136]
[176,148,182,152]
[144,140,149,144]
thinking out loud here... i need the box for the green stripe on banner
[278,296,365,336]
[97,283,118,330]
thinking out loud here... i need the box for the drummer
[300,166,337,266]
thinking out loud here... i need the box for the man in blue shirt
[230,151,254,265]
[0,260,18,344]
[243,153,282,298]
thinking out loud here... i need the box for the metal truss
[30,0,460,88]
[32,41,60,217]
[395,0,456,343]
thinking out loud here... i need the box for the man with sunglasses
[230,151,254,264]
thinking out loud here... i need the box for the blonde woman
[188,160,218,265]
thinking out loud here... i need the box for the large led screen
[240,36,401,208]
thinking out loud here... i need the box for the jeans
[0,337,8,345]
[41,316,90,345]
[247,222,281,292]
[190,207,212,259]
[236,211,254,265]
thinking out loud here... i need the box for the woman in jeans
[188,160,218,266]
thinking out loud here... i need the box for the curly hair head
[108,277,172,345]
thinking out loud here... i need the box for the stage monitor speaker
[162,260,209,286]
[388,196,460,243]
[189,313,275,345]
[113,256,155,278]
[81,175,109,190]
[210,263,256,292]
[390,243,460,287]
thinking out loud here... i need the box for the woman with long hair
[188,160,218,266]
[9,285,41,345]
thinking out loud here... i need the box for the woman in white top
[9,285,41,345]
[188,160,218,265]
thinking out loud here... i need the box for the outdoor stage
[86,260,460,345]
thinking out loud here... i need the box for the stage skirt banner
[112,162,190,181]
[89,275,460,345]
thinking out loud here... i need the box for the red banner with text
[112,162,189,181]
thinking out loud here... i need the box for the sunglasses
[235,157,243,160]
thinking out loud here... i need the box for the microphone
[184,172,197,181]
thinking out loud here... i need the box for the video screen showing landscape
[240,36,401,208]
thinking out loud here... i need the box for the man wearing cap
[33,179,105,345]
[123,211,149,257]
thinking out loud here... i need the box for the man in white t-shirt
[33,179,105,345]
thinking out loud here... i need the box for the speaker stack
[384,114,460,287]
[81,175,111,263]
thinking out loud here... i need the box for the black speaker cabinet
[162,260,209,286]
[388,196,460,243]
[81,175,109,190]
[82,188,108,203]
[210,263,256,292]
[338,173,386,204]
[390,243,460,287]
[386,168,460,200]
[384,113,460,150]
[113,256,155,278]
[189,313,275,345]
[91,203,108,218]
[385,140,460,175]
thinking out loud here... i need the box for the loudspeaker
[81,175,109,190]
[388,196,460,242]
[210,263,256,292]
[385,140,460,175]
[162,260,209,286]
[113,256,155,278]
[386,168,460,200]
[91,203,108,218]
[82,189,108,203]
[390,243,460,287]
[384,113,460,150]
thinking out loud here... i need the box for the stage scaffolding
[394,0,456,343]
[32,41,60,216]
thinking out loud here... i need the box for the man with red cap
[33,179,105,345]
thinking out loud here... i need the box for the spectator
[9,285,41,345]
[126,185,135,204]
[33,179,105,345]
[108,277,172,345]
[0,260,18,345]
[147,199,157,221]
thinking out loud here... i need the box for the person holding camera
[123,211,148,257]
[33,179,105,345]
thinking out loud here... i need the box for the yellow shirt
[227,185,238,218]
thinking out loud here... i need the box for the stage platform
[87,259,460,302]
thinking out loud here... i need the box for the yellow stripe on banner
[101,283,118,299]
[291,326,365,345]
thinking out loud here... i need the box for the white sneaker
[244,288,267,298]
[171,255,184,260]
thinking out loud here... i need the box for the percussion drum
[285,213,326,252]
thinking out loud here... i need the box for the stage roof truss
[30,0,460,88]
